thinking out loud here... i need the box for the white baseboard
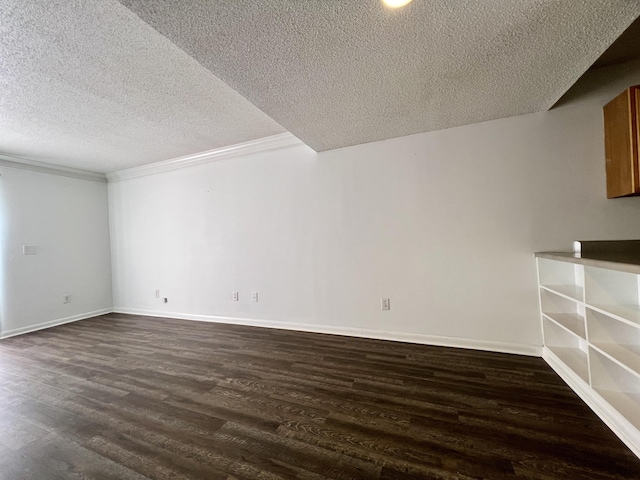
[0,308,113,339]
[543,347,640,459]
[112,307,541,357]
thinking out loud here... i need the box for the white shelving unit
[536,254,640,459]
[588,308,640,375]
[590,348,640,431]
[540,289,586,339]
[585,266,640,325]
[543,317,590,382]
[538,257,584,301]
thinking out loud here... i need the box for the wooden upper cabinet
[603,85,640,198]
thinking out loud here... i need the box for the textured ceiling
[0,0,285,173]
[591,14,640,69]
[1,1,639,173]
[119,0,640,152]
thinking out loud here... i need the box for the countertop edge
[535,251,640,274]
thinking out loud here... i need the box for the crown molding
[0,153,107,183]
[107,133,308,182]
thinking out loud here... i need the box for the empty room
[2,1,640,478]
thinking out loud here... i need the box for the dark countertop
[535,251,640,274]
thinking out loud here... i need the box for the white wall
[0,168,113,337]
[109,60,640,354]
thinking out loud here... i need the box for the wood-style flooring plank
[0,313,638,479]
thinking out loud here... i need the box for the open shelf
[595,388,640,431]
[588,308,640,376]
[547,345,589,382]
[590,348,640,430]
[543,313,586,339]
[592,343,640,376]
[538,258,584,301]
[585,266,640,324]
[543,317,589,382]
[588,304,640,326]
[540,285,583,302]
[540,288,585,338]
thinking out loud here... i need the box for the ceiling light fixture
[382,0,414,8]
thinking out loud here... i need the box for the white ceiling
[0,0,285,173]
[1,1,639,173]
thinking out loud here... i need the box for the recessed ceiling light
[382,0,414,8]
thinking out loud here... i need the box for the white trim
[0,153,107,183]
[106,133,307,182]
[0,308,112,339]
[543,347,640,459]
[112,308,541,357]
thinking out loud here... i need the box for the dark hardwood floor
[0,313,637,479]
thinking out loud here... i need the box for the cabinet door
[603,86,639,198]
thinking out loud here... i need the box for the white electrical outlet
[23,245,38,255]
[381,297,390,310]
[252,292,259,302]
[155,289,160,298]
[232,291,239,301]
[63,294,71,304]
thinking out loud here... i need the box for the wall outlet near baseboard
[232,291,239,302]
[252,292,259,302]
[155,289,160,298]
[381,297,390,310]
[63,294,71,304]
[162,297,168,303]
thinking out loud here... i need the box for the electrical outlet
[162,297,168,303]
[381,297,390,310]
[155,289,160,298]
[63,294,71,304]
[252,292,259,302]
[232,291,239,301]
[23,245,38,255]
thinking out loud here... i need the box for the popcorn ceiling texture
[119,0,640,152]
[0,1,639,171]
[0,0,285,173]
